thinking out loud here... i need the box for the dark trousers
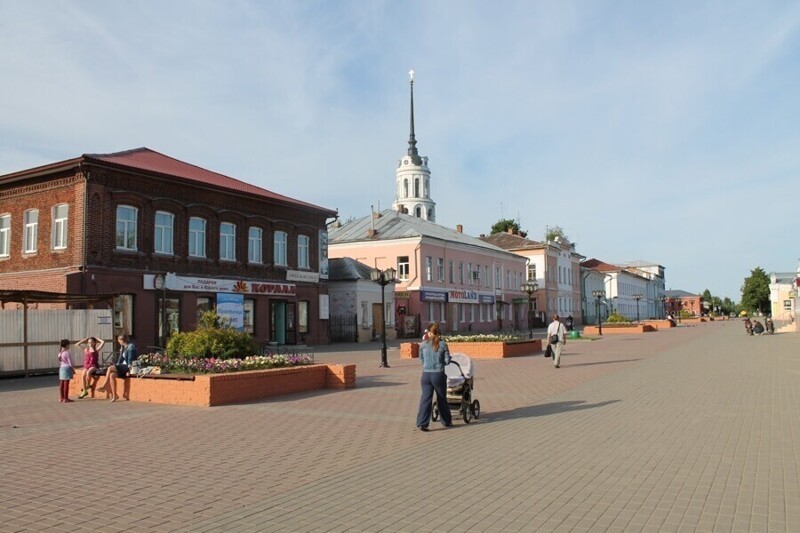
[416,371,452,428]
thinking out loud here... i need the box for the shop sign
[395,291,410,299]
[286,270,320,283]
[420,290,448,302]
[512,298,528,304]
[217,293,244,331]
[479,294,496,304]
[448,289,478,303]
[319,230,329,280]
[144,274,296,296]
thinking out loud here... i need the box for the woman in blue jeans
[416,323,453,431]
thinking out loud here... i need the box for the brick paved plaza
[2,322,799,532]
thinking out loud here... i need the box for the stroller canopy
[445,353,474,387]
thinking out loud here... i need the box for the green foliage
[490,218,527,238]
[544,225,568,242]
[741,267,771,313]
[606,312,631,324]
[679,310,693,319]
[167,311,258,359]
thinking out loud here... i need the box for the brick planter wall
[642,320,675,330]
[71,364,356,407]
[583,324,655,335]
[400,340,541,359]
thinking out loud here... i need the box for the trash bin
[568,330,581,339]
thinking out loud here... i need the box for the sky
[1,1,798,300]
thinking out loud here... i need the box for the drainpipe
[80,162,88,295]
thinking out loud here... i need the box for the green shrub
[606,312,631,324]
[166,311,258,359]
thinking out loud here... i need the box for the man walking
[547,314,567,368]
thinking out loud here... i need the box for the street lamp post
[633,293,643,323]
[592,290,605,335]
[521,280,539,339]
[153,273,167,349]
[370,267,397,368]
[660,296,668,318]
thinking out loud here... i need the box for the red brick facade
[0,149,336,347]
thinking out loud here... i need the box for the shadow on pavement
[486,399,620,422]
[567,359,640,367]
[0,374,58,392]
[354,376,407,389]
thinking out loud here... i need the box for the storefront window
[114,294,134,337]
[244,299,255,334]
[159,298,180,343]
[298,301,309,334]
[197,297,212,324]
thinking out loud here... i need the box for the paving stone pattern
[1,322,798,532]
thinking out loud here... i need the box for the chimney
[479,233,486,238]
[507,228,514,234]
[456,224,463,233]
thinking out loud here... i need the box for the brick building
[0,148,337,347]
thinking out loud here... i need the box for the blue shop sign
[479,294,496,304]
[420,290,448,302]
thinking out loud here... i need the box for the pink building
[328,210,529,337]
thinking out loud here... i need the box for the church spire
[407,69,422,165]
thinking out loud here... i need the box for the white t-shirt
[547,321,566,342]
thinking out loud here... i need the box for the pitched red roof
[85,148,335,215]
[0,147,336,216]
[581,258,620,272]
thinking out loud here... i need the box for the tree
[741,267,771,314]
[702,289,713,302]
[545,225,568,242]
[490,218,527,237]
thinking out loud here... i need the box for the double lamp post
[521,280,539,339]
[592,290,605,335]
[370,267,397,368]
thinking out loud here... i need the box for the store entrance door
[270,300,297,345]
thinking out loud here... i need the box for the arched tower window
[415,206,422,218]
[403,179,408,198]
[427,208,433,220]
[414,178,420,197]
[424,178,429,197]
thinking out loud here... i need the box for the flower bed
[71,364,355,407]
[400,338,541,359]
[138,352,313,374]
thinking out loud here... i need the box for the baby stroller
[432,353,481,424]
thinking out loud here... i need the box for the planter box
[400,340,542,359]
[70,364,356,407]
[583,324,655,335]
[642,319,675,330]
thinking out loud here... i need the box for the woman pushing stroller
[415,323,452,431]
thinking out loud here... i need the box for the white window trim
[0,214,11,257]
[189,217,206,258]
[23,209,38,253]
[116,205,137,251]
[298,234,310,269]
[154,211,174,255]
[52,204,68,250]
[274,231,288,266]
[248,227,263,264]
[220,222,236,261]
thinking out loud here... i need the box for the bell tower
[392,69,436,221]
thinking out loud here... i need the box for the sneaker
[418,426,429,432]
[78,389,88,399]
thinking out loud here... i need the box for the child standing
[77,336,105,399]
[58,339,74,403]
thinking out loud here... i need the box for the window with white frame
[189,217,206,257]
[297,235,310,268]
[479,304,484,322]
[527,264,536,280]
[439,302,446,321]
[495,265,502,288]
[274,231,287,266]
[425,256,432,281]
[398,256,410,280]
[115,205,137,250]
[449,260,454,283]
[437,257,444,282]
[460,304,465,322]
[154,211,174,255]
[0,215,9,257]
[484,265,490,287]
[467,263,473,285]
[248,227,263,264]
[52,204,68,250]
[428,302,434,321]
[459,262,464,284]
[23,209,38,253]
[470,304,475,322]
[220,222,236,261]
